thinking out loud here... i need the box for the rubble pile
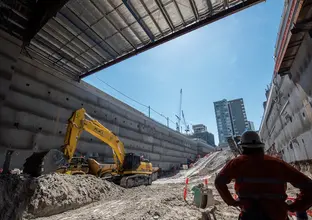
[34,183,202,220]
[0,174,123,220]
[27,174,123,218]
[198,150,234,177]
[33,151,236,220]
[0,174,35,220]
[155,150,233,185]
[3,149,310,220]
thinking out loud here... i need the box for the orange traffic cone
[183,177,189,201]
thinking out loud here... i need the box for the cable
[95,75,176,127]
[96,75,149,108]
[150,107,166,118]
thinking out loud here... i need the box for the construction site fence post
[148,106,150,118]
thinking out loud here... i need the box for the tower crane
[175,89,190,134]
[175,89,182,132]
[182,110,190,134]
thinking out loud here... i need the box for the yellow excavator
[23,108,158,188]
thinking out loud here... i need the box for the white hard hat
[238,131,264,148]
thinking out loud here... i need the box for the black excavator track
[120,174,152,188]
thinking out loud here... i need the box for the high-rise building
[214,98,249,145]
[192,124,207,133]
[191,124,215,146]
[247,121,255,131]
[228,99,249,135]
[214,99,233,145]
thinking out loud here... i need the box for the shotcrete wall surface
[0,30,214,170]
[259,32,312,163]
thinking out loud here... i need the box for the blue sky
[84,0,284,144]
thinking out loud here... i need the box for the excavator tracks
[120,174,152,188]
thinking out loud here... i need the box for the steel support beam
[282,55,296,62]
[291,18,312,34]
[79,0,264,79]
[155,0,175,32]
[122,0,154,42]
[107,0,144,44]
[23,0,70,44]
[286,43,301,50]
[172,0,185,26]
[60,7,118,58]
[224,0,229,8]
[90,0,136,49]
[139,0,164,36]
[278,68,291,77]
[189,0,199,20]
[206,0,213,14]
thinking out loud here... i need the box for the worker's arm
[215,159,239,206]
[283,162,312,212]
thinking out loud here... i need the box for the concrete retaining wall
[259,33,312,163]
[0,30,214,170]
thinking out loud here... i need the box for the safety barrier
[183,177,209,201]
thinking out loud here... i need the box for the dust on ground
[32,150,240,220]
[1,150,311,220]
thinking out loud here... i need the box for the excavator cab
[122,153,141,171]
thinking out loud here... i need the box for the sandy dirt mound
[25,174,123,218]
[0,174,123,220]
[3,150,310,220]
[155,150,233,185]
[35,183,202,220]
[34,151,235,220]
[198,150,233,177]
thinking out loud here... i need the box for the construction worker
[215,130,312,220]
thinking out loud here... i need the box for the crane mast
[176,89,182,132]
[182,110,190,134]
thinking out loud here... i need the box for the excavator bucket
[23,149,66,177]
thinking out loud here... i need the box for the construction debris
[0,174,35,220]
[0,174,123,220]
[1,150,311,220]
[32,151,236,220]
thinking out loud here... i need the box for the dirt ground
[31,151,240,220]
[1,150,311,220]
[0,173,123,220]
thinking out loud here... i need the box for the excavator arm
[63,108,125,171]
[24,108,158,187]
